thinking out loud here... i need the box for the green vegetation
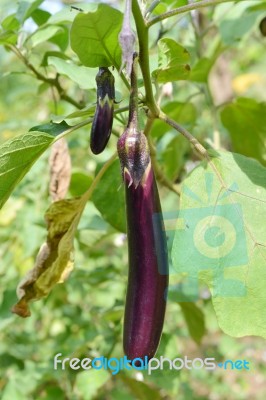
[0,0,265,399]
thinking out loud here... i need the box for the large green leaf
[92,159,126,232]
[171,151,266,338]
[221,97,266,166]
[152,38,190,83]
[70,4,123,68]
[48,56,96,89]
[0,131,58,209]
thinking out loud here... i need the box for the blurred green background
[0,0,266,399]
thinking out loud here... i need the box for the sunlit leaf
[221,97,266,166]
[0,130,60,209]
[152,38,190,83]
[48,56,96,89]
[171,151,266,339]
[70,4,123,68]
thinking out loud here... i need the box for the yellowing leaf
[12,197,86,317]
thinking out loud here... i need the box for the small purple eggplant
[90,67,115,154]
[117,54,168,361]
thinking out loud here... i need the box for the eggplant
[117,53,169,361]
[90,67,115,154]
[123,162,168,360]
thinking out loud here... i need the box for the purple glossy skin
[90,100,114,154]
[123,164,169,361]
[90,67,114,155]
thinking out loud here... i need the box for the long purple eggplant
[117,53,169,361]
[90,67,114,154]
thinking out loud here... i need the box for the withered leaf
[12,197,86,317]
[49,138,72,202]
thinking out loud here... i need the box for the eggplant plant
[0,0,265,397]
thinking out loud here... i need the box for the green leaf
[0,30,17,45]
[1,14,20,31]
[31,8,51,26]
[92,159,126,232]
[70,3,123,68]
[28,25,64,47]
[189,41,223,83]
[48,56,96,89]
[29,120,70,135]
[16,0,44,23]
[0,131,57,209]
[48,3,97,24]
[171,150,266,339]
[69,171,93,197]
[121,376,163,400]
[220,98,266,166]
[180,302,205,344]
[64,105,96,120]
[41,51,70,67]
[1,378,28,400]
[168,286,206,344]
[248,2,266,12]
[219,9,261,45]
[189,58,213,83]
[48,25,68,52]
[74,369,110,399]
[160,133,191,181]
[152,101,197,139]
[152,38,190,83]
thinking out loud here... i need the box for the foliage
[0,0,266,399]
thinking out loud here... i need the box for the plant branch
[159,112,208,159]
[132,0,159,117]
[147,0,251,27]
[144,116,180,195]
[8,45,85,109]
[159,112,228,189]
[128,53,139,127]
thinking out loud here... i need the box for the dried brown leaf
[49,138,71,202]
[11,197,85,318]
